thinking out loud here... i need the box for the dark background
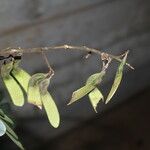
[0,0,150,149]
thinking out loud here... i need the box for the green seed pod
[28,72,60,128]
[105,52,128,104]
[86,70,106,86]
[1,60,24,106]
[88,88,104,113]
[27,73,46,109]
[11,59,31,93]
[68,70,106,106]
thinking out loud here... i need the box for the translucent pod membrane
[28,73,46,109]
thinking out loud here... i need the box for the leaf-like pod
[39,77,60,128]
[68,84,95,105]
[0,119,6,136]
[68,70,106,105]
[86,70,106,86]
[27,73,45,109]
[105,52,128,104]
[88,88,104,113]
[41,91,60,128]
[28,73,60,128]
[11,59,31,93]
[1,61,24,106]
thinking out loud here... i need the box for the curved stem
[41,51,54,78]
[0,45,134,70]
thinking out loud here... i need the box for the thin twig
[0,45,134,70]
[41,51,54,78]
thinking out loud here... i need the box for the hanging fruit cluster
[0,46,132,150]
[0,49,128,127]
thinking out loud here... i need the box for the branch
[0,45,134,70]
